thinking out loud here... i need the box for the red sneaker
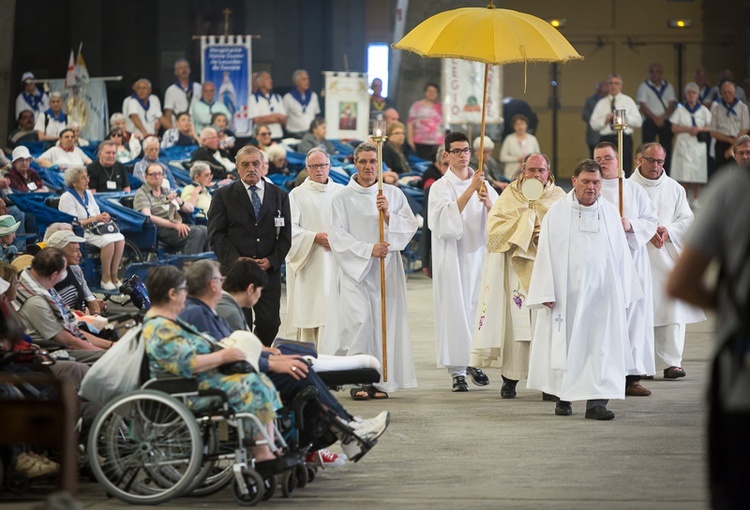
[305,449,346,468]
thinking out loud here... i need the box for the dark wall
[9,0,367,133]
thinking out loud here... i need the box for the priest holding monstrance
[526,159,643,420]
[471,153,564,399]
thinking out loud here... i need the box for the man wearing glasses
[589,73,643,176]
[594,141,659,397]
[630,142,706,380]
[286,148,344,345]
[207,145,291,346]
[321,142,418,398]
[429,132,497,392]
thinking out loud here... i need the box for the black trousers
[642,118,673,174]
[712,140,734,181]
[600,134,634,177]
[253,269,282,347]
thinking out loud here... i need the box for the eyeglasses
[449,148,471,155]
[111,133,123,137]
[212,276,226,283]
[642,157,665,166]
[147,172,163,177]
[258,132,271,136]
[356,159,379,166]
[238,160,262,168]
[308,163,330,170]
[594,155,616,163]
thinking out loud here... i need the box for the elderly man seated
[86,140,131,193]
[190,127,236,180]
[8,109,40,150]
[133,162,208,254]
[181,259,390,465]
[133,136,176,187]
[14,247,111,363]
[7,146,49,192]
[36,128,92,169]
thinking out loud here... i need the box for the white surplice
[286,177,345,334]
[600,178,658,376]
[319,176,419,392]
[526,192,642,401]
[429,169,497,368]
[629,169,706,327]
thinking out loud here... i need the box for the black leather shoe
[452,375,469,392]
[467,367,490,386]
[500,376,517,399]
[555,400,572,416]
[542,392,559,402]
[585,405,615,420]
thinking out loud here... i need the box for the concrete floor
[1,273,712,509]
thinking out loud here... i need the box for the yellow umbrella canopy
[392,5,583,65]
[392,3,583,174]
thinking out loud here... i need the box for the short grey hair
[174,58,189,70]
[63,166,88,188]
[142,136,159,151]
[684,82,700,94]
[292,69,308,84]
[49,91,63,100]
[306,148,330,166]
[135,78,152,89]
[353,142,378,162]
[190,161,211,180]
[200,127,217,142]
[185,259,221,296]
[110,112,125,124]
[435,145,445,164]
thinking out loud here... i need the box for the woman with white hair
[266,144,290,175]
[470,136,507,192]
[58,167,126,290]
[669,82,712,202]
[180,161,212,219]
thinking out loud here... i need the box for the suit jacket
[207,180,291,282]
[190,146,232,180]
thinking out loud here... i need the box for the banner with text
[201,35,252,136]
[441,59,503,125]
[324,71,370,141]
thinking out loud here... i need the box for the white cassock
[429,169,497,369]
[320,176,419,392]
[526,192,643,401]
[286,177,345,337]
[600,178,658,376]
[629,168,706,366]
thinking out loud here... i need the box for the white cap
[45,230,87,250]
[11,146,33,164]
[21,72,35,83]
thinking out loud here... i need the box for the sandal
[366,385,389,400]
[350,387,371,401]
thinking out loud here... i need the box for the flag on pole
[76,43,90,83]
[64,50,76,88]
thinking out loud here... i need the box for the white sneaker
[349,411,390,441]
[340,437,365,460]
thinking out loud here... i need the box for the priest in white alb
[630,142,706,379]
[594,141,658,397]
[527,159,642,420]
[429,132,498,392]
[320,142,419,399]
[286,148,344,345]
[471,153,564,399]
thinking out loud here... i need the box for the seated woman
[252,123,276,153]
[381,121,411,185]
[296,118,336,155]
[161,112,201,149]
[143,265,281,463]
[210,113,236,152]
[106,127,135,164]
[266,144,290,175]
[110,112,142,160]
[180,161,213,220]
[58,167,126,290]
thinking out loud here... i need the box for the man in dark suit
[207,145,291,346]
[190,127,237,180]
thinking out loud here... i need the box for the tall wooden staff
[612,108,628,216]
[372,119,388,381]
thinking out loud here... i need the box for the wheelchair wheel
[281,469,297,498]
[231,468,264,506]
[118,240,143,280]
[261,475,276,500]
[87,390,204,505]
[188,421,234,497]
[295,463,308,489]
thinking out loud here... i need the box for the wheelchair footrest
[317,368,381,388]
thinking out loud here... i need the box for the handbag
[88,220,120,235]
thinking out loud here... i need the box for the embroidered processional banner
[47,79,108,142]
[441,59,503,125]
[324,72,370,141]
[200,35,253,136]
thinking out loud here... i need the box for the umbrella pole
[478,63,489,175]
[374,134,388,382]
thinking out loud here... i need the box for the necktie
[250,185,262,218]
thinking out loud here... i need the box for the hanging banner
[324,71,370,141]
[442,59,503,125]
[200,35,253,136]
[47,79,109,142]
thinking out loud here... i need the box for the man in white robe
[594,141,658,396]
[527,159,642,420]
[630,142,706,379]
[471,153,564,399]
[286,148,344,345]
[429,132,498,392]
[320,142,419,397]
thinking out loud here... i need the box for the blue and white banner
[200,35,253,136]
